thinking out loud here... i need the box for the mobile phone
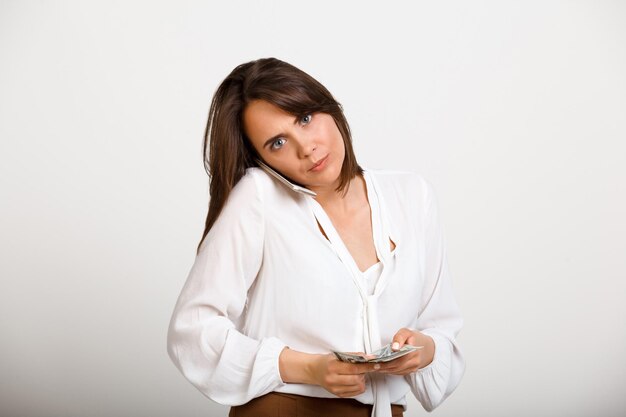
[255,159,317,196]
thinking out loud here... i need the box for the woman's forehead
[243,100,293,141]
[244,99,288,118]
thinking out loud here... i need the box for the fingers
[375,350,422,376]
[391,327,417,351]
[333,360,380,375]
[319,355,374,398]
[323,373,366,397]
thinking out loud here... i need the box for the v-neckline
[306,170,390,279]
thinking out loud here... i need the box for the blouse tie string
[306,170,397,417]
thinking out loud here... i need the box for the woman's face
[243,99,345,192]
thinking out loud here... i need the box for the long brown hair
[198,57,363,253]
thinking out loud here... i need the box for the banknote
[333,344,423,364]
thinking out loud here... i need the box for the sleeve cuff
[407,331,453,411]
[250,336,289,391]
[415,331,451,375]
[210,332,288,404]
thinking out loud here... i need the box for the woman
[167,57,464,417]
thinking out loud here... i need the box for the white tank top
[360,260,383,295]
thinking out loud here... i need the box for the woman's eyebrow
[263,133,284,148]
[262,118,302,148]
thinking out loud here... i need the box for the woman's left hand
[374,328,436,376]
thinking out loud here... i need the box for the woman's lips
[309,154,329,172]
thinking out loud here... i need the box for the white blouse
[167,167,464,416]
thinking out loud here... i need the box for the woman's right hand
[309,353,378,397]
[279,348,378,398]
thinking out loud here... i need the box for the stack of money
[333,344,423,364]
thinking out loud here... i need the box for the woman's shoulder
[230,167,299,205]
[365,168,434,201]
[230,167,280,191]
[242,166,293,194]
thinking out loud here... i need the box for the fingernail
[374,364,380,370]
[392,342,399,350]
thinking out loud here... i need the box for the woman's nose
[297,136,317,159]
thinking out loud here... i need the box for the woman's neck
[312,173,367,217]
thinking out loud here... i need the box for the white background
[1,1,625,416]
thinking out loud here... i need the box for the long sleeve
[166,171,287,405]
[405,177,465,411]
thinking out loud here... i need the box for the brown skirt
[229,392,404,417]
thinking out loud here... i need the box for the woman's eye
[300,114,312,125]
[270,138,286,150]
